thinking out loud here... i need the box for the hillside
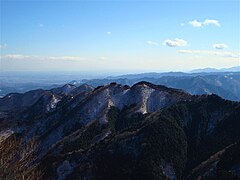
[0,82,239,179]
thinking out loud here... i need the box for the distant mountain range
[1,72,239,101]
[0,81,239,179]
[0,66,239,98]
[78,71,240,101]
[190,66,240,73]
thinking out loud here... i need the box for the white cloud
[163,38,187,47]
[147,41,158,46]
[0,44,7,49]
[203,19,220,27]
[189,20,202,27]
[107,31,111,35]
[180,23,185,26]
[189,19,220,28]
[178,49,239,58]
[3,54,30,60]
[1,54,84,61]
[48,56,84,61]
[213,43,228,49]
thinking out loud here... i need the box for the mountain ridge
[0,82,240,179]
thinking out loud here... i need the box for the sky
[0,0,239,73]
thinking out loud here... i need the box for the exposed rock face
[0,82,239,179]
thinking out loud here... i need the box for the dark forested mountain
[0,81,239,179]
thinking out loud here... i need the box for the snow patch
[51,95,60,109]
[47,95,61,111]
[138,87,155,114]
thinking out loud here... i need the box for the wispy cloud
[107,31,111,35]
[99,56,108,60]
[203,19,220,27]
[0,43,7,49]
[147,41,158,46]
[39,23,44,27]
[48,56,84,61]
[189,20,202,27]
[189,19,220,27]
[1,54,84,61]
[3,54,30,60]
[163,38,187,47]
[178,49,239,58]
[213,43,228,49]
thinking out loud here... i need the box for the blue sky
[0,0,239,72]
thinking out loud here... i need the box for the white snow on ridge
[138,86,155,114]
[47,95,61,112]
[51,95,61,109]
